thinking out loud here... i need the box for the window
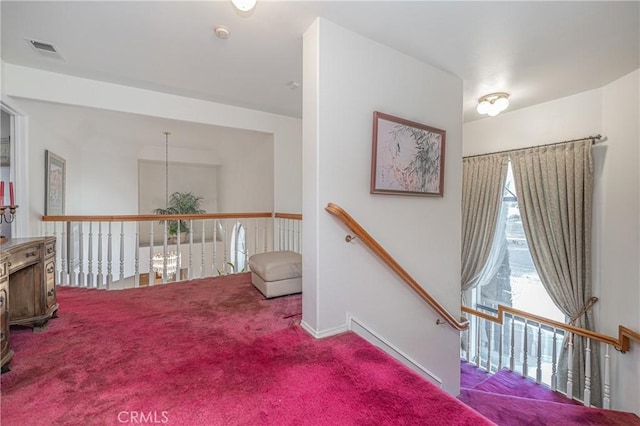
[474,162,565,323]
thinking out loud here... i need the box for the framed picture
[371,111,446,197]
[0,138,9,166]
[45,150,66,215]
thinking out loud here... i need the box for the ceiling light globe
[487,107,501,117]
[231,0,257,12]
[494,96,509,111]
[477,100,491,115]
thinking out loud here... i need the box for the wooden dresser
[0,252,11,371]
[1,237,59,371]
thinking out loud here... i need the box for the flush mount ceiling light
[477,92,510,117]
[231,0,257,12]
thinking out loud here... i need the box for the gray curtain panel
[461,153,509,293]
[510,139,601,406]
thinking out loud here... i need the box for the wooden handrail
[325,202,469,331]
[42,212,274,222]
[274,213,303,220]
[462,305,640,353]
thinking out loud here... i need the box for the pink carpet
[2,273,491,425]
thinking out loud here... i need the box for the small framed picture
[45,150,66,215]
[371,111,446,197]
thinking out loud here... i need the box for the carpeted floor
[1,274,491,426]
[459,363,640,426]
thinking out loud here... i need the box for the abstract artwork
[370,111,446,197]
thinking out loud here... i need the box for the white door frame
[1,98,30,237]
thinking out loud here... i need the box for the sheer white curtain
[461,153,509,297]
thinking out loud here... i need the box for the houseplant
[153,191,206,238]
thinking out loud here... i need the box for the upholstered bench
[248,251,302,298]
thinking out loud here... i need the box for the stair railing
[41,212,301,289]
[462,304,640,408]
[325,202,469,331]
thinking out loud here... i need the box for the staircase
[459,360,640,425]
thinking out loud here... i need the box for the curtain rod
[463,134,603,159]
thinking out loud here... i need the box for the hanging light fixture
[231,0,256,12]
[152,131,179,278]
[477,92,510,117]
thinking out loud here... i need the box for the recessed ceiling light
[214,26,230,40]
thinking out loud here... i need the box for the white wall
[464,69,640,414]
[303,18,464,395]
[2,63,301,236]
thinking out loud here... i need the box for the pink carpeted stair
[459,360,640,426]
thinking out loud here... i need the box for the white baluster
[510,315,515,371]
[53,223,60,284]
[176,219,181,281]
[223,220,229,274]
[475,316,481,367]
[134,222,139,288]
[201,220,206,278]
[536,323,542,383]
[162,220,168,283]
[551,329,558,391]
[523,319,529,377]
[87,222,94,287]
[213,220,218,275]
[188,219,193,280]
[264,217,268,252]
[498,318,504,370]
[97,222,103,288]
[254,220,259,258]
[603,345,611,409]
[78,223,85,286]
[106,222,113,289]
[465,314,471,362]
[69,223,76,286]
[119,221,125,283]
[567,334,574,399]
[584,338,592,407]
[60,224,67,285]
[149,223,155,286]
[487,320,493,372]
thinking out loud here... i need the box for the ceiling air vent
[25,38,66,61]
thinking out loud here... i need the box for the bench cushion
[249,251,302,282]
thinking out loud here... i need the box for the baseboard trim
[346,313,443,387]
[300,320,348,339]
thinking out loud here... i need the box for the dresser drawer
[8,246,41,273]
[45,241,56,258]
[45,260,57,309]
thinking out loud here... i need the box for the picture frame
[0,138,9,166]
[371,111,446,197]
[45,150,66,215]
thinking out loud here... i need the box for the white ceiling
[1,1,639,123]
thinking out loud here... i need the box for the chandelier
[152,131,180,278]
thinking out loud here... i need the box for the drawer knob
[26,252,37,258]
[48,288,56,297]
[0,295,3,307]
[47,247,54,254]
[47,265,55,274]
